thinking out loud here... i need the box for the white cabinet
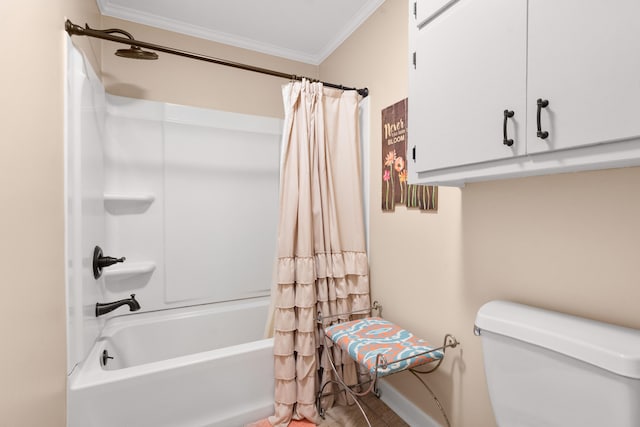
[527,0,640,154]
[409,0,640,185]
[409,0,527,172]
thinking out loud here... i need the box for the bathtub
[69,297,274,427]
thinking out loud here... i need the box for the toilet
[475,300,640,427]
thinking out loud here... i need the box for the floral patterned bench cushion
[324,317,443,377]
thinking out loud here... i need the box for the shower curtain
[269,80,370,426]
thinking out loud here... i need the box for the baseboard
[377,379,441,427]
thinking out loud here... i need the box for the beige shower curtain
[268,80,370,426]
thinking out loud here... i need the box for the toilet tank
[475,300,640,427]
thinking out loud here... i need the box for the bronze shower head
[115,45,159,60]
[64,22,159,60]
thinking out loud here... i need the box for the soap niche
[104,193,155,215]
[103,262,156,292]
[103,192,156,293]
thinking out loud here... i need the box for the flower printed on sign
[383,150,396,210]
[381,98,437,212]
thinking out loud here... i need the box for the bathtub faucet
[96,294,141,317]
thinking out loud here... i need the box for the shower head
[64,23,158,60]
[115,45,159,60]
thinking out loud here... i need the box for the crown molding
[97,0,384,65]
[316,0,385,63]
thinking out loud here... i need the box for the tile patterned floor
[319,393,409,427]
[246,394,409,427]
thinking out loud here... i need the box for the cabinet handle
[536,98,549,139]
[503,110,515,147]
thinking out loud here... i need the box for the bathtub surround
[66,40,281,426]
[65,37,109,373]
[271,81,370,425]
[103,94,281,309]
[65,39,282,367]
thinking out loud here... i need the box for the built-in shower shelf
[104,193,155,214]
[103,262,156,279]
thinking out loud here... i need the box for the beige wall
[1,1,101,426]
[100,16,318,118]
[321,0,640,425]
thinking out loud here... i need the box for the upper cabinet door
[414,0,459,26]
[409,0,527,172]
[527,0,640,153]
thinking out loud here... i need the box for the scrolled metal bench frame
[316,301,459,427]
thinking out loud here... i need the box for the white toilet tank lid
[475,300,640,379]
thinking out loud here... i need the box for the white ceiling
[97,0,385,65]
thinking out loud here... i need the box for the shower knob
[92,246,126,279]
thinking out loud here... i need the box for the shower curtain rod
[65,20,369,98]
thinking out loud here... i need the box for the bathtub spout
[96,294,141,317]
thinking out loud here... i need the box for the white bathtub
[69,297,274,427]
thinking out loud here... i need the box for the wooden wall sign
[381,98,437,212]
